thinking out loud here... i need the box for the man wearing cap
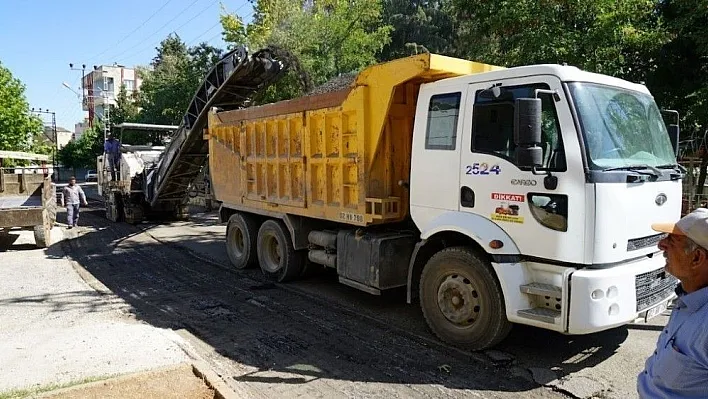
[104,133,121,181]
[637,208,708,398]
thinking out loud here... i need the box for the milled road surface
[135,209,671,399]
[59,204,566,398]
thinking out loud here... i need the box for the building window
[471,84,566,171]
[425,92,462,150]
[106,77,115,95]
[123,79,135,91]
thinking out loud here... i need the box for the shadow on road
[0,230,22,251]
[47,207,630,395]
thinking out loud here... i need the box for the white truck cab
[410,64,681,337]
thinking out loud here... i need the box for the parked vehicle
[207,53,683,350]
[0,151,57,248]
[84,169,98,182]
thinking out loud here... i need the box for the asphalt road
[54,190,564,398]
[139,209,669,399]
[61,188,670,398]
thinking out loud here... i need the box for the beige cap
[652,208,708,250]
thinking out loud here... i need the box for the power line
[186,0,255,46]
[88,0,177,64]
[186,20,222,46]
[116,0,240,62]
[99,0,203,64]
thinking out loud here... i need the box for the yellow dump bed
[207,53,502,226]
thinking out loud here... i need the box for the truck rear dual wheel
[256,219,304,283]
[226,213,259,269]
[419,247,512,351]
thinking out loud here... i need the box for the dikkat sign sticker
[490,192,524,224]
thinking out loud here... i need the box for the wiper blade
[656,163,687,173]
[603,164,661,176]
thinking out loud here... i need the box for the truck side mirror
[668,124,679,157]
[514,98,543,168]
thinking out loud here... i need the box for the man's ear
[692,248,708,268]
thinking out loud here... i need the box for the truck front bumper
[567,253,677,334]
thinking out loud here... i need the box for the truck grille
[627,233,666,251]
[635,268,678,312]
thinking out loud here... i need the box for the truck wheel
[226,213,259,269]
[33,225,50,248]
[419,247,512,351]
[256,219,303,282]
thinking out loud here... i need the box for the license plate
[645,301,668,322]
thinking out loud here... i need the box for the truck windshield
[568,82,675,170]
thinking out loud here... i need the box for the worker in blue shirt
[104,133,121,181]
[638,208,708,398]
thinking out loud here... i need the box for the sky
[0,0,253,131]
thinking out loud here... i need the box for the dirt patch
[39,364,215,399]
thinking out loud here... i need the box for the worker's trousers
[66,204,80,226]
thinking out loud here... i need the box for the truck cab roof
[426,63,651,96]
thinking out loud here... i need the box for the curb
[60,239,242,399]
[33,363,232,398]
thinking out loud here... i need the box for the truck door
[458,77,586,263]
[410,89,467,213]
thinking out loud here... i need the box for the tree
[57,119,104,169]
[221,0,393,103]
[111,84,139,126]
[646,0,708,193]
[137,34,223,125]
[379,0,458,61]
[449,0,668,82]
[0,61,43,152]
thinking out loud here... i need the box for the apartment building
[82,63,142,125]
[41,126,74,149]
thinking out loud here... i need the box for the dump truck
[0,151,57,248]
[206,52,684,350]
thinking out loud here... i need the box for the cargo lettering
[511,179,537,186]
[491,193,524,202]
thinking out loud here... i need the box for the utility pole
[69,63,86,105]
[69,63,88,126]
[30,108,59,181]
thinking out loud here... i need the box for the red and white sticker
[491,193,524,202]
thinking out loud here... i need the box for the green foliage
[379,0,458,61]
[449,0,668,81]
[221,0,392,103]
[29,130,55,157]
[136,34,223,126]
[0,61,43,152]
[111,84,140,126]
[647,0,708,138]
[58,120,104,169]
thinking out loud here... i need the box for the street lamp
[30,107,58,181]
[62,82,81,99]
